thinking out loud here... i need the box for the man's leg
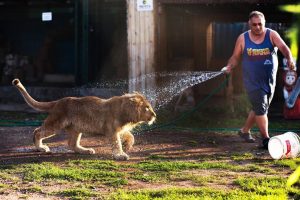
[239,110,256,143]
[241,111,269,138]
[255,114,269,139]
[240,89,272,147]
[241,110,256,133]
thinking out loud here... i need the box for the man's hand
[221,65,232,74]
[288,60,296,71]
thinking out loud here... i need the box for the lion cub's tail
[12,79,55,112]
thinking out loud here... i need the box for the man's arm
[270,30,295,70]
[222,34,244,73]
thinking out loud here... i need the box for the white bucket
[268,132,300,159]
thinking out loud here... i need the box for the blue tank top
[242,28,278,94]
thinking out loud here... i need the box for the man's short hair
[249,11,265,20]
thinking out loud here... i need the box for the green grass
[147,154,170,160]
[68,159,119,170]
[274,158,300,170]
[133,160,274,173]
[108,187,288,200]
[0,183,8,189]
[231,153,255,161]
[0,156,298,199]
[130,171,169,183]
[0,171,19,182]
[55,187,99,200]
[234,176,287,195]
[20,185,43,193]
[22,161,127,187]
[170,172,215,186]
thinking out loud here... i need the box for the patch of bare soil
[0,126,270,164]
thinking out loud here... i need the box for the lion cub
[12,79,156,160]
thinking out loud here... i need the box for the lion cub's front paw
[37,145,50,153]
[87,148,96,154]
[79,148,95,155]
[123,144,133,153]
[113,153,129,161]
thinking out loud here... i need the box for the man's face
[249,16,265,36]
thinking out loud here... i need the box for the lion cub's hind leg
[67,130,95,155]
[120,131,135,153]
[34,115,67,153]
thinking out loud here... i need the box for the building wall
[127,0,156,93]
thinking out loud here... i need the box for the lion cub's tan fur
[12,79,156,160]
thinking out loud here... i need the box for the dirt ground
[0,126,281,199]
[0,126,270,165]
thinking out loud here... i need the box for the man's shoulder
[237,32,247,42]
[241,30,249,35]
[267,28,280,38]
[267,28,277,34]
[239,31,249,38]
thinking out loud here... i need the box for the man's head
[248,11,266,36]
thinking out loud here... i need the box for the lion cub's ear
[129,97,140,102]
[129,97,137,102]
[129,97,143,105]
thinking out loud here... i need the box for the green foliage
[280,4,300,13]
[287,166,300,187]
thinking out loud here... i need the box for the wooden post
[74,0,89,85]
[127,0,156,94]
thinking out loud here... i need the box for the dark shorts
[247,89,273,115]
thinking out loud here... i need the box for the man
[222,11,295,149]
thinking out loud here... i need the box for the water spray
[138,71,224,110]
[76,70,226,110]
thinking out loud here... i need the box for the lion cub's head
[123,93,156,125]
